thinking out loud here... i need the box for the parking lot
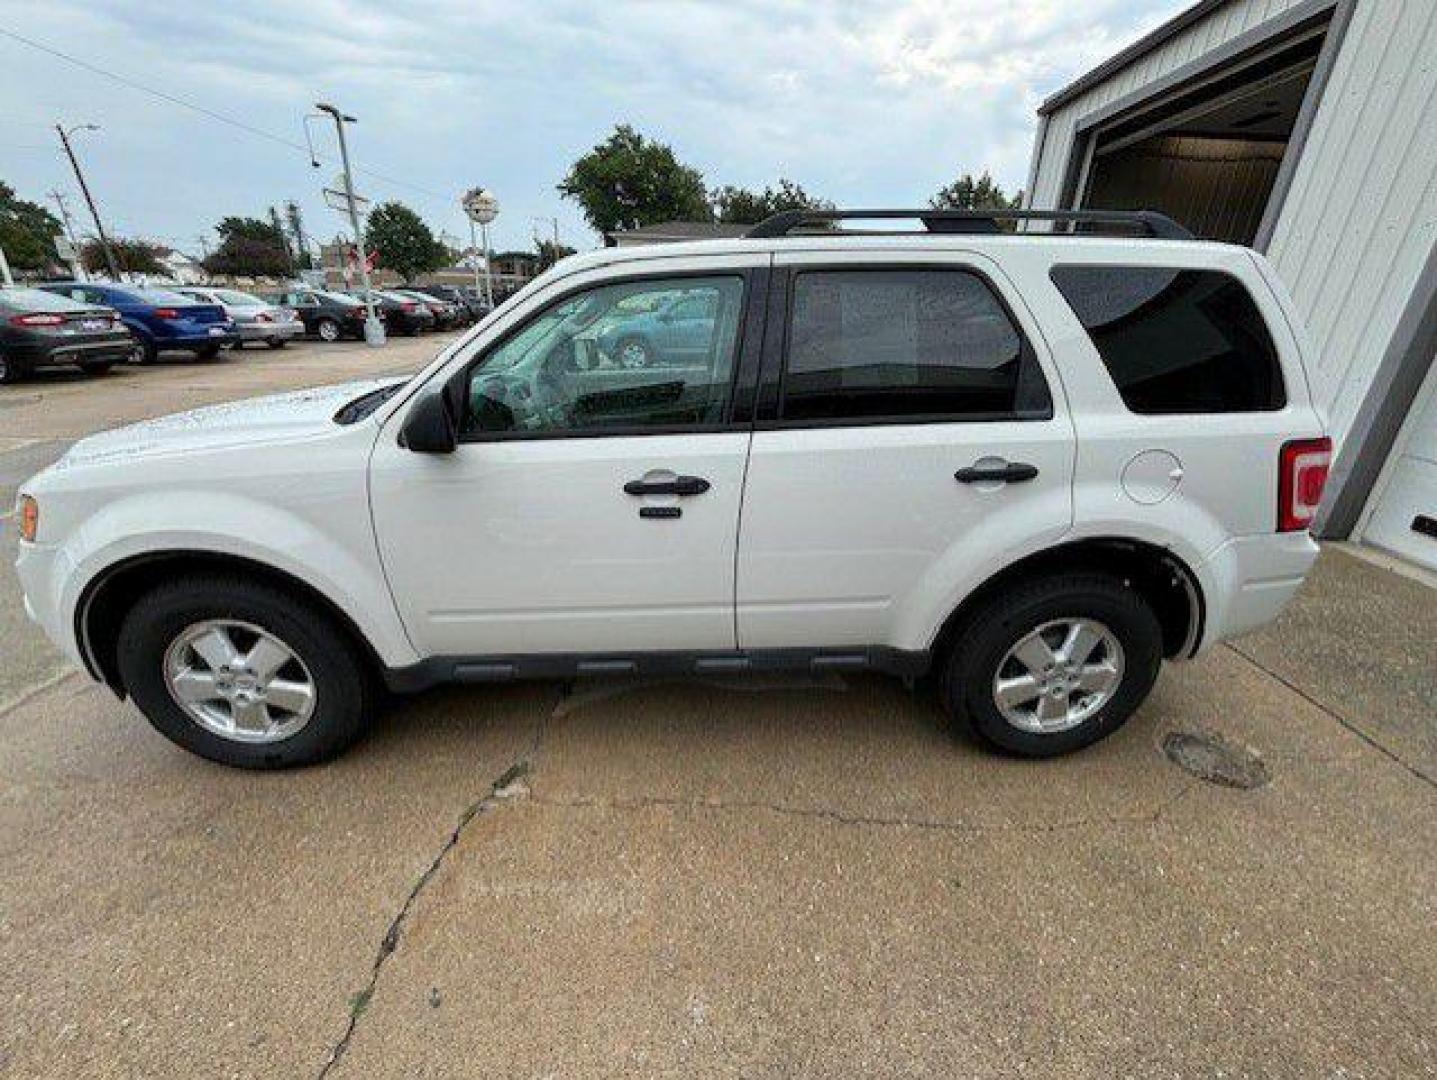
[2,337,1435,1078]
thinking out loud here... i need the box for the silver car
[175,287,303,349]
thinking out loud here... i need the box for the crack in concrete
[316,694,555,1078]
[1224,643,1436,791]
[525,780,1197,835]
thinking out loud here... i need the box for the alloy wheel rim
[319,322,339,341]
[163,619,316,744]
[620,341,649,366]
[992,618,1124,734]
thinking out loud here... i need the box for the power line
[0,26,454,206]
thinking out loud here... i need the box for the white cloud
[0,0,1179,250]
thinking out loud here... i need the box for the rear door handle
[955,462,1039,484]
[623,475,711,496]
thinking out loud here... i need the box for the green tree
[712,178,832,225]
[365,201,447,283]
[0,181,62,272]
[536,239,577,272]
[80,237,164,276]
[201,216,291,278]
[559,124,709,234]
[930,171,1022,212]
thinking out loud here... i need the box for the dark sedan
[267,288,376,342]
[393,288,466,329]
[365,290,436,336]
[0,287,134,383]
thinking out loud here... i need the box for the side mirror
[399,389,457,454]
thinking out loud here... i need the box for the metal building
[1025,0,1437,570]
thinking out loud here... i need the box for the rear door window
[1050,266,1285,414]
[780,268,1051,423]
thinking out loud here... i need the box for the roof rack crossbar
[744,208,1193,241]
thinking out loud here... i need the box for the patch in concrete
[1162,730,1270,790]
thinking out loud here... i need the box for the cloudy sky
[1,0,1179,256]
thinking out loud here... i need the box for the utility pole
[55,123,119,280]
[49,189,85,281]
[314,102,383,345]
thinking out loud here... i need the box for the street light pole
[315,102,384,346]
[55,123,119,280]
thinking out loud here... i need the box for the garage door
[1362,350,1437,570]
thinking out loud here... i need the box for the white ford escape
[14,209,1331,768]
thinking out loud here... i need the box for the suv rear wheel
[941,573,1162,757]
[116,576,374,768]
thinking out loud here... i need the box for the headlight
[17,495,38,542]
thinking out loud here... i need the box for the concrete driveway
[2,340,1433,1078]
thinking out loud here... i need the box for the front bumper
[14,539,86,670]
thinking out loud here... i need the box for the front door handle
[955,461,1039,484]
[623,475,711,497]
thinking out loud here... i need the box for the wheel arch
[76,550,387,697]
[927,537,1204,667]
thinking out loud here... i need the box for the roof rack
[744,208,1193,241]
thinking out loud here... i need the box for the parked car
[14,207,1331,768]
[266,288,374,342]
[37,282,236,363]
[418,284,487,323]
[363,290,435,336]
[392,288,464,329]
[175,287,303,349]
[0,287,133,383]
[594,286,727,367]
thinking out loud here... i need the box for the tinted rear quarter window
[1050,266,1285,414]
[782,269,1051,423]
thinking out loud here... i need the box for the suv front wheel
[116,576,374,768]
[941,573,1162,757]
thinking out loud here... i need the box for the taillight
[1278,437,1332,532]
[401,302,416,311]
[152,307,179,319]
[9,313,65,327]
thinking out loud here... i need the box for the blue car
[594,288,723,367]
[39,282,237,363]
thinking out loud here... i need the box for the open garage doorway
[1072,13,1334,246]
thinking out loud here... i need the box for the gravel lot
[2,334,1433,1078]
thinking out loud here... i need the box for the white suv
[14,209,1331,768]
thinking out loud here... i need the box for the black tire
[196,344,222,360]
[316,318,341,343]
[614,335,654,367]
[940,573,1162,757]
[267,337,287,349]
[131,338,158,364]
[0,353,28,384]
[116,575,376,769]
[79,361,115,378]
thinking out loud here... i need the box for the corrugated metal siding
[1028,0,1307,209]
[1029,0,1437,448]
[1266,0,1437,441]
